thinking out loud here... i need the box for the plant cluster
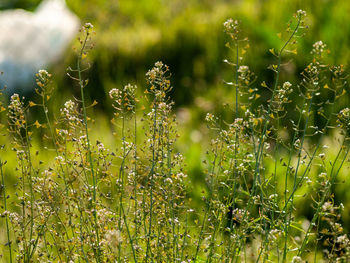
[0,11,349,263]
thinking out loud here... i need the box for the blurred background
[1,0,350,227]
[1,0,349,101]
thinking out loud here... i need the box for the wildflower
[319,153,325,160]
[155,61,163,68]
[97,142,105,152]
[337,108,350,135]
[8,94,22,113]
[336,235,348,244]
[294,139,301,149]
[269,229,281,241]
[109,88,121,100]
[64,100,75,111]
[238,65,249,73]
[269,194,278,200]
[37,69,50,80]
[205,113,215,122]
[291,255,303,263]
[165,178,173,184]
[84,22,93,29]
[8,94,26,132]
[61,100,80,124]
[223,18,238,33]
[296,10,306,18]
[36,69,52,88]
[283,81,292,90]
[121,141,134,152]
[105,229,122,247]
[238,65,254,86]
[311,41,327,57]
[146,62,171,100]
[54,156,64,163]
[273,81,293,112]
[322,201,332,212]
[176,172,187,179]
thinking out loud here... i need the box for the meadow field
[1,1,350,262]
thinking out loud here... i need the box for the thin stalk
[235,42,239,121]
[180,214,189,261]
[207,210,223,263]
[20,157,27,263]
[79,210,90,263]
[1,160,12,262]
[166,124,178,262]
[41,89,76,255]
[284,101,304,209]
[231,41,240,210]
[77,31,101,261]
[23,116,35,262]
[274,88,338,225]
[298,141,350,256]
[133,111,138,246]
[257,114,281,259]
[282,90,315,262]
[234,17,302,261]
[121,203,138,262]
[145,101,158,262]
[194,142,219,261]
[117,112,126,262]
[253,17,301,198]
[254,17,301,193]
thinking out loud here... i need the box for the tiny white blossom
[296,10,306,18]
[291,255,303,263]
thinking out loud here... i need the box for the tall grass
[0,11,349,262]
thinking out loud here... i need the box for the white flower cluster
[311,41,327,57]
[322,201,333,212]
[238,65,249,73]
[223,18,239,33]
[64,100,75,112]
[84,22,93,30]
[146,61,164,82]
[109,88,121,100]
[336,234,349,245]
[8,93,22,112]
[274,81,293,109]
[296,10,307,18]
[283,81,292,90]
[37,69,51,82]
[205,113,215,123]
[61,100,80,123]
[291,256,304,263]
[337,107,350,133]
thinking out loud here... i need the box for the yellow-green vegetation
[1,9,350,263]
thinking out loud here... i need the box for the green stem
[298,141,349,256]
[145,101,158,262]
[1,160,12,263]
[77,31,101,262]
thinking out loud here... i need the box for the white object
[0,0,80,93]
